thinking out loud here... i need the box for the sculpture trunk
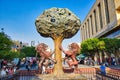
[53,36,64,76]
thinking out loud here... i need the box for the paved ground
[78,64,120,69]
[78,64,98,68]
[108,65,120,69]
[19,64,120,70]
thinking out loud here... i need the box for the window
[85,23,87,39]
[90,15,93,35]
[104,0,110,24]
[98,3,103,29]
[83,26,85,40]
[94,10,97,32]
[87,19,90,38]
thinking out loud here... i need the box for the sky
[0,0,96,49]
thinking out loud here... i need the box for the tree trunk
[104,51,108,58]
[53,36,64,76]
[99,51,102,64]
[94,52,98,65]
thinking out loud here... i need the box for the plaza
[0,0,120,80]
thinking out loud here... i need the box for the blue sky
[0,0,95,49]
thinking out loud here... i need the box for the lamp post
[1,28,4,33]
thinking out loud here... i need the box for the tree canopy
[81,38,120,56]
[101,38,120,54]
[0,32,13,59]
[81,38,104,55]
[20,46,36,57]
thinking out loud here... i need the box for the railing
[96,72,120,80]
[96,68,120,80]
[0,72,19,80]
[77,68,96,80]
[0,70,41,80]
[18,70,41,80]
[0,67,120,80]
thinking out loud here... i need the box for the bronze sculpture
[60,43,79,69]
[35,8,86,79]
[35,43,56,70]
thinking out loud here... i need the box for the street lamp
[1,28,4,33]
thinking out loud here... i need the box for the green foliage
[19,52,26,59]
[101,38,113,53]
[101,38,120,53]
[81,38,100,55]
[0,32,13,51]
[81,38,120,56]
[81,41,89,53]
[0,52,6,59]
[3,51,19,60]
[0,32,13,59]
[1,51,26,60]
[112,38,120,51]
[115,38,120,49]
[20,46,36,57]
[97,40,105,50]
[0,32,37,60]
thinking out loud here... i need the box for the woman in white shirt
[0,68,6,76]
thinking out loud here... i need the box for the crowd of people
[0,55,120,76]
[0,59,18,77]
[23,57,38,71]
[0,57,39,77]
[78,56,120,67]
[0,66,17,77]
[0,56,55,77]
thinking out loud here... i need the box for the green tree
[81,38,105,64]
[20,46,36,57]
[19,52,26,59]
[101,38,120,56]
[114,38,120,57]
[0,32,13,59]
[4,51,19,60]
[3,51,26,60]
[81,38,100,55]
[112,38,120,53]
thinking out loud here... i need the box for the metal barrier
[0,68,120,80]
[0,70,41,80]
[18,70,41,80]
[96,68,120,80]
[77,68,96,80]
[96,72,120,80]
[0,72,19,80]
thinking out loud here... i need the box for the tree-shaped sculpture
[35,8,81,77]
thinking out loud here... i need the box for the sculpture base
[33,73,86,80]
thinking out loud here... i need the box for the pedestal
[33,73,87,80]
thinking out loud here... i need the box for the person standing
[100,63,106,75]
[0,67,6,76]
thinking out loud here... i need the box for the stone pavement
[108,65,120,69]
[78,64,99,68]
[78,64,120,69]
[19,64,120,70]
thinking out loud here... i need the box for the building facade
[12,40,29,52]
[80,0,120,41]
